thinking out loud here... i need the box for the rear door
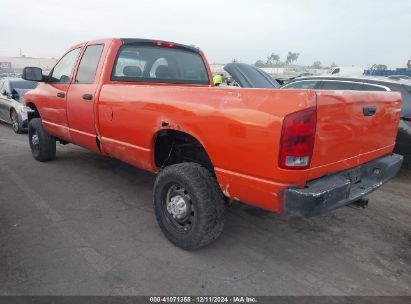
[66,42,106,152]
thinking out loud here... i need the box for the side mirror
[1,89,6,96]
[22,67,43,82]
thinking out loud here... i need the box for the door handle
[82,94,93,101]
[363,106,377,116]
[57,92,65,98]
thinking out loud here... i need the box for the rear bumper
[284,154,403,217]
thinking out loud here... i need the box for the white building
[0,57,57,73]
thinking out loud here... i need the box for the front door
[66,43,106,152]
[40,47,82,141]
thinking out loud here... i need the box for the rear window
[111,45,210,85]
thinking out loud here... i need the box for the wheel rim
[163,183,196,233]
[31,130,40,152]
[11,112,19,131]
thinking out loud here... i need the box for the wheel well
[154,130,214,172]
[9,108,16,118]
[26,102,40,121]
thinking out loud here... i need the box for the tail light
[279,108,316,169]
[401,116,411,122]
[153,40,176,48]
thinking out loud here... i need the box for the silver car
[0,78,37,133]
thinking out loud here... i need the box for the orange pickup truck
[22,38,403,249]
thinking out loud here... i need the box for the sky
[0,0,410,68]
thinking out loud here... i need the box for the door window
[282,80,319,89]
[75,44,104,84]
[49,48,81,84]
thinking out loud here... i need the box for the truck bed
[97,85,402,211]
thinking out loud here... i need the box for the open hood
[224,63,280,88]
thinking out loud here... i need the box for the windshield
[112,45,210,85]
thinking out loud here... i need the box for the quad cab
[22,38,403,249]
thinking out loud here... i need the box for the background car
[0,78,37,133]
[281,76,411,162]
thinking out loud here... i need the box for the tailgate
[308,90,402,179]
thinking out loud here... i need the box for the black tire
[28,118,56,162]
[10,109,23,134]
[153,163,225,250]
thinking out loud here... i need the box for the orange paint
[24,38,402,212]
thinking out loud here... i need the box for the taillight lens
[279,108,316,169]
[153,40,176,48]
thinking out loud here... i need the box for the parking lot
[0,122,410,296]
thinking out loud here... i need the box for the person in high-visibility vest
[213,74,223,86]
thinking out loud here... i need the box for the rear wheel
[153,163,225,250]
[11,109,23,134]
[28,118,56,162]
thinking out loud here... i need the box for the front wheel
[153,163,225,250]
[28,118,56,162]
[11,109,23,134]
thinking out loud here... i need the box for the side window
[321,81,353,90]
[49,48,81,84]
[75,44,104,84]
[283,81,318,89]
[361,84,387,91]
